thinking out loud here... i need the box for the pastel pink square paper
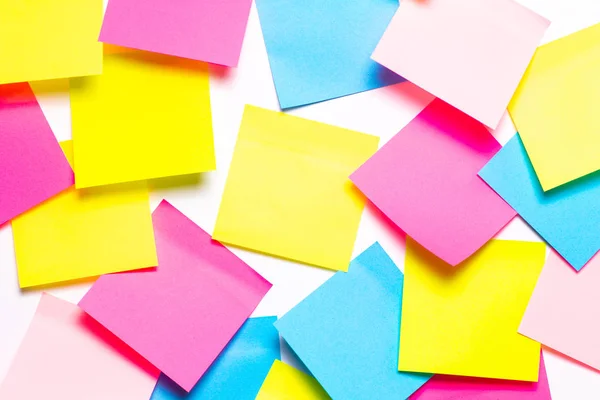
[350,99,516,266]
[99,0,253,66]
[79,200,272,391]
[372,0,549,128]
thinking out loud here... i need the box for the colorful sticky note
[255,361,330,400]
[372,0,549,128]
[213,105,379,271]
[509,24,600,190]
[400,239,545,381]
[0,83,73,225]
[350,99,515,266]
[70,51,215,188]
[0,294,158,400]
[479,135,600,271]
[255,0,404,109]
[0,0,102,84]
[150,317,280,400]
[11,141,157,288]
[79,201,272,391]
[276,243,431,399]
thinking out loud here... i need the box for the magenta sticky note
[79,200,272,392]
[0,83,73,225]
[98,0,252,67]
[350,99,516,265]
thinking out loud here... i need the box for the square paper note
[276,243,431,400]
[255,361,330,400]
[372,0,549,128]
[71,51,215,188]
[213,105,379,271]
[12,141,157,288]
[400,239,545,381]
[350,99,515,266]
[79,201,272,391]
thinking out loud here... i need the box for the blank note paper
[372,0,549,128]
[350,99,515,266]
[255,361,330,400]
[79,201,272,391]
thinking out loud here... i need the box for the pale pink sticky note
[79,200,272,391]
[372,0,549,128]
[98,0,252,66]
[0,294,158,400]
[0,83,73,225]
[520,250,600,371]
[350,99,516,266]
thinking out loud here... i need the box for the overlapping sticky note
[0,0,102,84]
[79,200,272,391]
[213,105,379,271]
[0,83,73,225]
[11,141,157,288]
[350,99,515,266]
[255,0,404,109]
[372,0,549,128]
[0,294,158,400]
[400,239,545,381]
[509,23,600,190]
[276,243,431,399]
[150,317,280,400]
[255,361,330,400]
[70,51,215,188]
[479,135,600,271]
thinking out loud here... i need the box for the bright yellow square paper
[213,105,379,271]
[12,141,157,288]
[0,0,102,85]
[509,23,600,191]
[399,238,545,381]
[70,51,215,188]
[256,361,330,400]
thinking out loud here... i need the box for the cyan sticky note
[274,243,431,399]
[255,0,404,109]
[479,134,600,271]
[150,317,280,399]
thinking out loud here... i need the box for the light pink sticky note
[0,294,158,400]
[410,352,551,400]
[372,0,549,128]
[98,0,252,67]
[350,99,516,266]
[79,200,272,392]
[0,83,73,225]
[520,250,600,371]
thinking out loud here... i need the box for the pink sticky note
[0,83,73,225]
[0,294,158,400]
[98,0,252,67]
[79,200,272,391]
[350,99,516,266]
[410,352,551,400]
[372,0,549,128]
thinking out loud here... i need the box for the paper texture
[255,361,330,400]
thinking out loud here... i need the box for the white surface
[1,1,600,397]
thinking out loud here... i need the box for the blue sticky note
[479,134,600,271]
[274,243,431,399]
[255,0,404,109]
[150,316,280,400]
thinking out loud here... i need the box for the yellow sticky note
[12,141,157,288]
[213,105,379,271]
[256,361,330,400]
[399,239,545,381]
[70,51,215,188]
[508,23,600,191]
[0,0,102,85]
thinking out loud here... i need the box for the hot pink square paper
[350,99,516,266]
[79,200,272,391]
[372,0,549,128]
[98,0,253,66]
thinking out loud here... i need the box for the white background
[2,0,600,397]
